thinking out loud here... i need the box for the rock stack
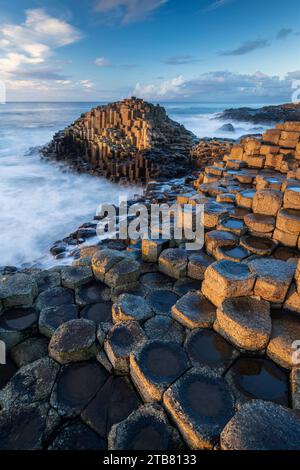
[41,97,195,183]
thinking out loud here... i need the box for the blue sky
[0,0,299,102]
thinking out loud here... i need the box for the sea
[0,101,270,267]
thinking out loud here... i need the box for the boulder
[48,319,97,364]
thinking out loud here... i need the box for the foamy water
[0,101,269,267]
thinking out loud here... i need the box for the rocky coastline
[2,102,300,451]
[219,102,300,124]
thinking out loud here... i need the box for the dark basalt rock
[146,289,178,316]
[61,266,93,289]
[164,368,235,449]
[225,357,289,407]
[112,294,153,324]
[33,269,61,293]
[143,315,185,345]
[0,307,38,350]
[172,291,216,329]
[80,302,113,332]
[140,272,174,291]
[130,340,190,402]
[221,400,300,450]
[185,329,239,374]
[240,235,277,256]
[219,103,300,124]
[50,361,109,418]
[39,304,79,338]
[0,273,38,308]
[10,337,49,367]
[0,358,18,390]
[81,376,140,437]
[75,280,110,306]
[35,287,74,312]
[0,403,60,450]
[108,404,183,450]
[217,123,235,133]
[173,278,200,296]
[48,421,107,450]
[0,357,59,410]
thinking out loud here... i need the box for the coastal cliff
[42,97,196,183]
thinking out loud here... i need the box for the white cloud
[133,71,296,102]
[95,57,112,67]
[80,79,95,90]
[95,0,168,24]
[203,0,234,12]
[0,9,81,85]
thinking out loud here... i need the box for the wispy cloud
[276,28,293,40]
[220,38,269,56]
[94,0,168,24]
[94,57,112,67]
[164,55,201,65]
[203,0,234,12]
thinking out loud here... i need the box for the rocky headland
[41,97,196,182]
[2,102,300,451]
[219,102,300,124]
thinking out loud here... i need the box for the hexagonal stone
[142,239,169,263]
[0,403,59,450]
[244,213,275,233]
[146,289,178,316]
[164,368,235,449]
[35,287,74,312]
[81,376,140,437]
[61,266,93,289]
[172,291,216,329]
[202,260,256,307]
[173,278,200,296]
[105,258,141,288]
[50,361,109,417]
[217,218,247,236]
[291,368,300,409]
[205,230,237,256]
[112,294,153,324]
[240,235,277,256]
[49,319,97,364]
[158,248,188,280]
[253,189,283,216]
[220,400,300,450]
[92,249,125,282]
[185,329,238,374]
[0,357,59,410]
[143,315,185,345]
[48,421,107,450]
[130,340,190,402]
[215,297,271,352]
[0,358,17,390]
[215,245,250,263]
[75,280,110,306]
[0,273,38,307]
[187,251,214,280]
[80,302,113,332]
[0,307,38,350]
[226,357,289,407]
[248,258,295,304]
[39,304,79,338]
[276,208,300,234]
[140,272,173,290]
[104,321,146,374]
[204,203,228,229]
[284,186,300,210]
[10,337,49,367]
[236,190,256,209]
[108,404,183,450]
[33,270,61,293]
[267,311,300,368]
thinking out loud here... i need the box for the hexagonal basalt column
[215,297,271,352]
[205,230,237,256]
[220,400,300,450]
[244,213,275,234]
[158,248,188,280]
[204,203,229,229]
[240,235,277,256]
[248,258,295,303]
[142,239,169,263]
[267,311,300,369]
[75,280,110,306]
[143,315,185,344]
[80,302,113,332]
[92,249,125,282]
[217,218,247,236]
[187,251,214,281]
[130,340,190,402]
[172,291,216,329]
[225,357,289,407]
[0,307,38,350]
[185,329,239,374]
[163,368,235,449]
[35,287,74,312]
[284,186,300,210]
[236,190,256,209]
[108,404,183,450]
[49,319,98,364]
[201,260,256,307]
[104,321,146,374]
[39,305,79,338]
[112,294,153,324]
[291,368,300,409]
[0,273,38,308]
[215,245,250,263]
[253,189,283,216]
[146,289,178,316]
[105,258,141,288]
[61,266,93,289]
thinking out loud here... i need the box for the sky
[0,0,299,103]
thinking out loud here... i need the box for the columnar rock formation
[42,97,195,182]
